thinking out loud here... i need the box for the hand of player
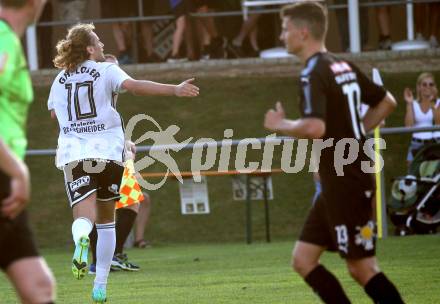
[264,102,286,132]
[175,78,200,97]
[404,88,414,104]
[1,166,30,219]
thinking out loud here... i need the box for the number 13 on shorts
[335,225,348,254]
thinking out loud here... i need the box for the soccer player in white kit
[47,23,199,303]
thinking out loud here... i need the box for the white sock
[71,217,93,245]
[94,222,116,287]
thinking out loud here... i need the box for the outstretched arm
[122,78,199,97]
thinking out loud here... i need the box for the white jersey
[48,60,132,168]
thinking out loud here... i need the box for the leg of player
[346,257,404,303]
[112,203,140,271]
[134,193,151,248]
[6,257,56,304]
[90,202,141,273]
[292,241,351,303]
[92,200,117,303]
[71,194,95,280]
[88,224,98,274]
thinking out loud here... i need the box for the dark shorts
[0,171,39,270]
[63,159,124,207]
[299,181,376,259]
[101,0,138,18]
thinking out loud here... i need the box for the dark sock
[364,272,404,304]
[115,208,137,254]
[89,225,97,265]
[304,265,351,304]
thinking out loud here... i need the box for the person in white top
[404,72,439,165]
[48,23,199,303]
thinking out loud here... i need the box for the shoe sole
[122,266,140,272]
[72,236,89,280]
[111,261,140,272]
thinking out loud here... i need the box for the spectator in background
[414,2,427,41]
[427,2,439,48]
[415,2,439,48]
[101,0,137,64]
[38,0,53,68]
[193,0,225,60]
[168,0,195,62]
[375,5,392,50]
[58,0,87,21]
[227,7,262,58]
[334,0,369,52]
[140,0,162,63]
[404,73,440,165]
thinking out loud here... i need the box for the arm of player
[122,78,199,97]
[0,139,30,219]
[264,102,325,139]
[363,91,397,133]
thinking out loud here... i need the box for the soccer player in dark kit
[264,2,404,303]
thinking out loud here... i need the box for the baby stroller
[389,143,440,235]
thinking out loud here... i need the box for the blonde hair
[416,72,436,102]
[53,23,95,72]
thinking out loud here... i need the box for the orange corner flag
[116,160,144,209]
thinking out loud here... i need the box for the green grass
[1,236,439,303]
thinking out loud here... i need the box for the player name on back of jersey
[330,61,356,85]
[58,66,101,84]
[63,120,105,135]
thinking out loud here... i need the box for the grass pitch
[1,235,439,303]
